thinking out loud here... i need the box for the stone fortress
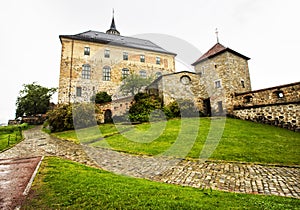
[58,14,300,131]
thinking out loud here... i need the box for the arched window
[139,70,147,78]
[103,66,111,81]
[82,64,91,79]
[122,68,129,79]
[180,75,191,85]
[155,72,162,78]
[243,95,253,103]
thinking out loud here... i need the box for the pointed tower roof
[106,10,120,35]
[192,42,250,66]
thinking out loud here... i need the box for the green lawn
[53,118,300,165]
[22,157,299,209]
[0,124,28,151]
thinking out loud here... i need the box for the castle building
[58,14,176,104]
[57,15,299,130]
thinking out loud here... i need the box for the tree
[129,93,162,122]
[119,74,154,96]
[16,82,56,118]
[91,92,112,104]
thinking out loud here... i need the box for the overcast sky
[0,0,299,124]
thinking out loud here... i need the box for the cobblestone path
[0,127,299,199]
[0,126,97,167]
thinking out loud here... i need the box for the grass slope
[22,157,300,209]
[53,118,300,165]
[0,124,28,151]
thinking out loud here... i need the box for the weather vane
[215,28,219,43]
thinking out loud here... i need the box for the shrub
[163,99,202,119]
[129,93,162,122]
[46,103,100,132]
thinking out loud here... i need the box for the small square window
[275,91,284,99]
[156,57,161,65]
[84,47,90,56]
[140,55,145,62]
[104,49,110,58]
[76,87,82,97]
[139,70,146,78]
[215,80,221,88]
[123,52,128,60]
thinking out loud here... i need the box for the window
[82,64,91,79]
[274,90,284,99]
[104,49,110,58]
[243,95,253,103]
[140,55,145,62]
[122,68,129,79]
[156,57,161,65]
[199,67,205,76]
[76,87,82,97]
[241,80,245,88]
[180,75,191,85]
[123,52,128,60]
[156,72,162,78]
[103,66,111,81]
[84,47,90,56]
[139,70,146,78]
[215,80,221,88]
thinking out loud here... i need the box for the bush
[46,103,100,132]
[129,93,162,122]
[0,123,28,133]
[46,104,73,132]
[163,99,202,119]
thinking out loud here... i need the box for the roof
[192,43,250,66]
[59,30,176,56]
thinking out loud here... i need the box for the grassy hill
[53,117,300,165]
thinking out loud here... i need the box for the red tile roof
[192,43,250,66]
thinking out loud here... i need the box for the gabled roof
[192,43,250,66]
[59,30,176,56]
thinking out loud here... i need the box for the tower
[106,10,120,35]
[192,42,251,115]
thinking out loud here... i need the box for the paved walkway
[0,126,299,202]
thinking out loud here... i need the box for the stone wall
[232,82,300,131]
[147,71,208,113]
[96,96,134,123]
[234,82,300,108]
[233,103,300,131]
[58,38,176,104]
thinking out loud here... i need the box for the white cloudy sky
[0,0,299,124]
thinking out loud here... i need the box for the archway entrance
[104,109,112,123]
